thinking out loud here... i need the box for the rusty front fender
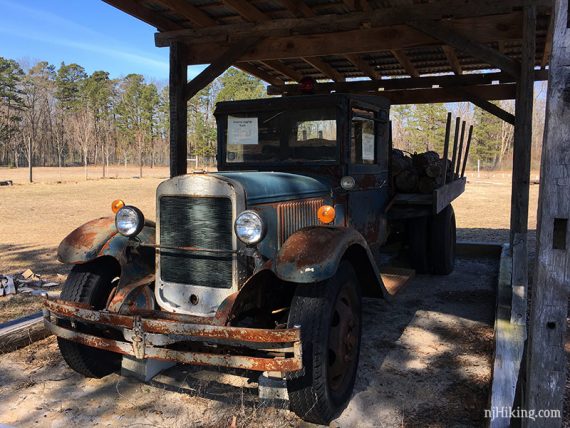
[57,216,156,271]
[274,226,389,298]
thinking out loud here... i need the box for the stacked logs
[392,149,455,194]
[391,112,473,194]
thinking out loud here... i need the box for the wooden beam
[267,69,548,95]
[541,11,554,67]
[169,42,188,178]
[236,62,285,86]
[185,38,259,100]
[155,0,217,27]
[358,0,371,12]
[442,45,463,74]
[260,60,303,82]
[509,2,535,330]
[103,0,183,31]
[341,0,356,11]
[155,6,530,47]
[223,0,270,23]
[278,0,316,17]
[525,0,570,422]
[464,92,515,124]
[391,49,420,77]
[303,57,345,82]
[377,84,517,105]
[345,54,380,79]
[178,13,523,63]
[409,19,521,77]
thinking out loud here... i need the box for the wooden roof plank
[303,57,346,82]
[278,0,316,17]
[155,0,218,27]
[155,1,542,47]
[541,11,554,67]
[177,13,526,63]
[410,19,521,77]
[390,49,420,77]
[103,0,183,31]
[223,0,271,23]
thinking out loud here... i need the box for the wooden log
[394,170,419,193]
[418,176,436,194]
[0,312,50,353]
[524,0,569,424]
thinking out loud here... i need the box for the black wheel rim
[327,281,360,394]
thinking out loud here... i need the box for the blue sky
[0,0,204,82]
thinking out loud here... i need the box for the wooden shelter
[103,1,568,426]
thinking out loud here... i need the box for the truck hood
[215,171,330,204]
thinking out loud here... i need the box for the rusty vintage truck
[44,94,465,424]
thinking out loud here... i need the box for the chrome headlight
[234,210,265,245]
[115,206,144,237]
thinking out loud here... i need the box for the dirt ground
[0,256,497,427]
[0,166,539,427]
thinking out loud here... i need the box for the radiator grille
[159,196,233,289]
[278,198,325,247]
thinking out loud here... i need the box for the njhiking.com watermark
[484,406,561,421]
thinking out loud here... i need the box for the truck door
[347,107,390,246]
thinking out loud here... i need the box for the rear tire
[429,205,456,275]
[407,216,430,274]
[287,261,362,425]
[57,258,121,378]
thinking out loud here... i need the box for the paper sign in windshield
[362,132,375,161]
[228,116,258,145]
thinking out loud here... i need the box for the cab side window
[351,111,376,165]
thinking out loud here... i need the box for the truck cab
[46,93,460,425]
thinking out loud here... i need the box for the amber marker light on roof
[317,205,336,224]
[111,199,125,214]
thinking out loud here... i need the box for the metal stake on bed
[450,117,460,178]
[455,120,466,178]
[442,112,452,186]
[461,125,473,178]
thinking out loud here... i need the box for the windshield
[224,107,338,163]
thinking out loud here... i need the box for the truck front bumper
[44,299,302,373]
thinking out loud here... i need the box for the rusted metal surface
[45,299,301,343]
[57,217,117,263]
[107,274,155,313]
[45,299,302,372]
[47,321,302,372]
[277,198,325,247]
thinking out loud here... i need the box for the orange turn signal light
[111,199,125,214]
[317,205,336,224]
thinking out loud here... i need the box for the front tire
[57,258,121,378]
[287,261,362,425]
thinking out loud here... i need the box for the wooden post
[509,3,535,326]
[524,0,569,425]
[169,42,188,178]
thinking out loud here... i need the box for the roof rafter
[345,54,380,79]
[260,60,304,82]
[303,57,345,82]
[222,0,270,23]
[278,0,316,17]
[103,0,182,31]
[409,19,520,77]
[236,63,285,86]
[155,0,217,27]
[390,49,420,77]
[442,45,463,74]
